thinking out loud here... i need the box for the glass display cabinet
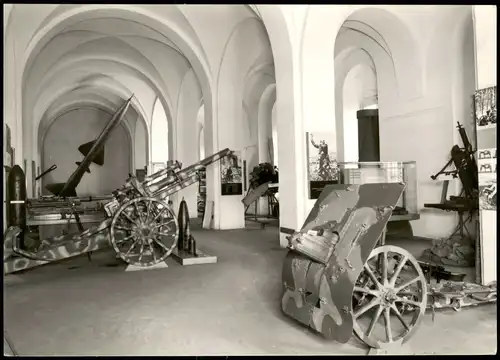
[336,161,419,221]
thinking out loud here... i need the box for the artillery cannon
[4,148,232,274]
[281,183,496,350]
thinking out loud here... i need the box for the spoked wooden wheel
[352,245,427,349]
[110,197,179,267]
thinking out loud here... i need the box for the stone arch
[197,104,205,160]
[302,5,423,123]
[255,5,304,233]
[17,5,213,170]
[22,6,212,89]
[334,48,378,161]
[29,58,167,136]
[257,84,277,163]
[341,63,378,162]
[38,96,139,159]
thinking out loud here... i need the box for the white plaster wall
[174,69,203,216]
[134,116,147,170]
[214,18,274,229]
[151,98,170,163]
[342,63,378,162]
[474,6,497,89]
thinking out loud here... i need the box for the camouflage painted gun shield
[281,183,406,343]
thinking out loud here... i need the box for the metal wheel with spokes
[110,197,179,267]
[352,245,427,349]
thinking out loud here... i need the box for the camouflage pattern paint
[4,149,231,274]
[282,183,405,343]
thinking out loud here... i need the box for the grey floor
[4,221,497,356]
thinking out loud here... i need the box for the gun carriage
[4,148,232,274]
[282,182,496,350]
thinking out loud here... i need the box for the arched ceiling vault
[333,7,424,101]
[11,4,214,159]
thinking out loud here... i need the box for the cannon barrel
[28,195,113,208]
[143,160,183,184]
[145,148,232,195]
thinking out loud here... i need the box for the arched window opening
[342,63,378,162]
[197,105,205,160]
[151,97,169,163]
[271,102,278,168]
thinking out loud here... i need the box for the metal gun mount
[429,122,478,198]
[4,148,233,274]
[281,183,495,350]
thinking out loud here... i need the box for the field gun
[4,148,233,274]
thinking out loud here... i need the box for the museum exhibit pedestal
[125,261,169,272]
[171,248,217,266]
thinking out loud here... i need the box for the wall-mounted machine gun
[4,148,232,274]
[428,122,478,202]
[425,122,478,238]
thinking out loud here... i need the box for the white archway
[151,97,169,163]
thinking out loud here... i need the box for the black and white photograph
[3,4,497,357]
[306,132,339,199]
[474,86,497,128]
[220,151,243,195]
[479,182,497,210]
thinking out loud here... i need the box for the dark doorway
[357,109,380,161]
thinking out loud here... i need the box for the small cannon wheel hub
[382,289,397,305]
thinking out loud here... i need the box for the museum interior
[3,4,497,356]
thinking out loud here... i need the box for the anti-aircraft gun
[4,147,232,274]
[6,97,134,254]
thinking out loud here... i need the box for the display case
[336,161,418,218]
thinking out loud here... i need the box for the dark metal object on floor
[427,281,496,312]
[281,183,428,350]
[416,261,466,283]
[4,148,230,274]
[171,197,215,265]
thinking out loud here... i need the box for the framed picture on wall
[306,132,339,199]
[221,151,243,196]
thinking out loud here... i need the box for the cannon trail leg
[352,245,427,349]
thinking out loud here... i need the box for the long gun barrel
[125,149,233,199]
[147,148,232,196]
[35,164,57,181]
[57,95,133,197]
